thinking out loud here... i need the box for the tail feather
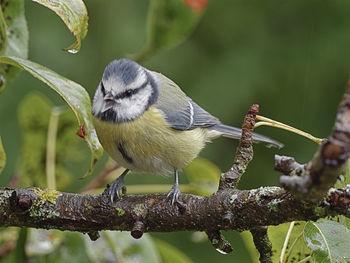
[210,124,283,149]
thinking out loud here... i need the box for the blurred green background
[1,0,350,262]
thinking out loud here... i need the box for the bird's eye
[125,89,133,97]
[114,88,139,100]
[100,82,106,96]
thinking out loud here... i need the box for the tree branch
[206,230,233,254]
[274,155,305,175]
[0,186,347,233]
[250,226,272,263]
[218,104,257,190]
[280,80,350,202]
[1,82,350,262]
[324,187,350,217]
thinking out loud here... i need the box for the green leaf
[32,0,88,53]
[268,221,312,263]
[304,220,350,263]
[0,137,5,174]
[133,0,206,62]
[18,93,52,187]
[1,56,103,177]
[184,157,220,196]
[154,238,193,263]
[18,92,86,188]
[0,0,28,92]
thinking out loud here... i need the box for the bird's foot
[106,175,127,203]
[166,183,181,205]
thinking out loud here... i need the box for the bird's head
[92,58,158,123]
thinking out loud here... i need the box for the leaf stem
[296,256,312,263]
[255,115,325,145]
[46,107,61,190]
[280,221,295,263]
[284,231,303,263]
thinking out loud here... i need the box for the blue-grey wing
[151,71,283,148]
[164,99,220,130]
[152,71,220,130]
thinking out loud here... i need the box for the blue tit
[92,58,283,204]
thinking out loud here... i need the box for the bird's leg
[167,169,181,205]
[107,168,129,203]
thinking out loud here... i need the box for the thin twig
[274,155,305,175]
[218,104,257,190]
[206,230,233,254]
[251,226,272,263]
[46,107,61,190]
[280,221,295,263]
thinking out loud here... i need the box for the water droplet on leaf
[67,49,78,54]
[215,248,228,255]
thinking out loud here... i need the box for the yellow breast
[93,107,210,175]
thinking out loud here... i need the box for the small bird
[92,59,282,204]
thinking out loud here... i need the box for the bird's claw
[167,184,181,205]
[108,176,127,203]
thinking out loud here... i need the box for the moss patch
[33,188,62,204]
[115,207,125,216]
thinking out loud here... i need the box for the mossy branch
[1,186,348,234]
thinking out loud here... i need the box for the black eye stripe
[114,80,149,100]
[100,81,106,96]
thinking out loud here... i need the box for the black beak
[102,93,115,112]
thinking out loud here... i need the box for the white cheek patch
[92,86,104,115]
[114,85,153,121]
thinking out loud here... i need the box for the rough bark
[0,186,347,233]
